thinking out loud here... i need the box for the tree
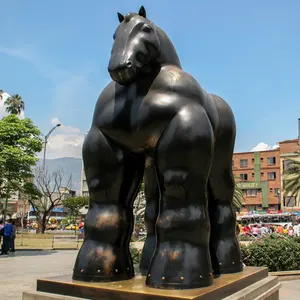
[29,166,72,233]
[15,180,42,243]
[0,115,43,221]
[62,196,89,233]
[283,153,300,206]
[4,93,25,115]
[0,89,3,101]
[233,180,244,212]
[133,182,146,224]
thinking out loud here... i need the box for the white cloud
[0,46,34,62]
[0,45,67,82]
[51,117,81,134]
[41,117,84,159]
[0,92,25,119]
[250,142,279,152]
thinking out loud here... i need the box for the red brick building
[233,148,281,212]
[279,138,300,211]
[233,135,300,213]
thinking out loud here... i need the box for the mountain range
[37,157,83,193]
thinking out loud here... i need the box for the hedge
[241,234,300,271]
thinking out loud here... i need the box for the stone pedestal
[23,267,280,300]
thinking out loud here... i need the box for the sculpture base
[26,267,280,300]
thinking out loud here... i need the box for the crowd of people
[0,219,17,255]
[238,222,300,238]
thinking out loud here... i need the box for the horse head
[108,6,161,85]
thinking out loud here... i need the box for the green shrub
[239,234,255,242]
[130,243,142,265]
[241,235,300,271]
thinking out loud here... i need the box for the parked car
[65,224,79,230]
[46,224,57,230]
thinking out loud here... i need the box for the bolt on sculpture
[73,6,243,289]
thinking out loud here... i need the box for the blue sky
[1,0,299,158]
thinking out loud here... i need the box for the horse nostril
[126,61,132,68]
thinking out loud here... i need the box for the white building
[81,162,89,197]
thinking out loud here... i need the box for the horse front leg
[73,126,144,282]
[146,106,214,289]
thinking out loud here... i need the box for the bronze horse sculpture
[73,6,242,289]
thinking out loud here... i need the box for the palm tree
[0,89,3,101]
[233,182,244,212]
[233,176,245,212]
[4,93,25,115]
[283,153,300,206]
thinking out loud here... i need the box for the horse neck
[156,27,182,69]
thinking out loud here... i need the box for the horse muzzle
[108,61,137,85]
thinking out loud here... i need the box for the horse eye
[142,25,152,33]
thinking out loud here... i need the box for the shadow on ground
[0,250,59,258]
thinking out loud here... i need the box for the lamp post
[43,124,61,171]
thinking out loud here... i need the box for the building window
[268,172,276,180]
[252,173,254,177]
[274,188,280,196]
[246,189,258,196]
[268,157,276,165]
[261,172,264,176]
[240,174,248,180]
[283,160,292,171]
[284,196,296,207]
[240,159,248,167]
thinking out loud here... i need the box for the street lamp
[43,124,61,170]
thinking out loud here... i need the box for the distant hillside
[37,157,83,192]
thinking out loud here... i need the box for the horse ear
[117,12,124,23]
[138,6,146,18]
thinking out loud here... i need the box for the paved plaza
[0,250,299,300]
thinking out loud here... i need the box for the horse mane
[155,26,182,69]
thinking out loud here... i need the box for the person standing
[288,225,294,237]
[293,223,300,237]
[276,225,283,234]
[0,220,4,247]
[260,224,268,235]
[252,224,259,237]
[1,219,13,255]
[10,220,16,252]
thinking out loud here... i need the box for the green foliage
[241,234,300,271]
[4,93,25,115]
[62,196,89,218]
[22,181,43,201]
[0,115,43,198]
[283,154,300,206]
[61,215,77,225]
[129,243,142,265]
[238,234,255,242]
[233,176,244,212]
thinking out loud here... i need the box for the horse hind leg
[208,98,243,275]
